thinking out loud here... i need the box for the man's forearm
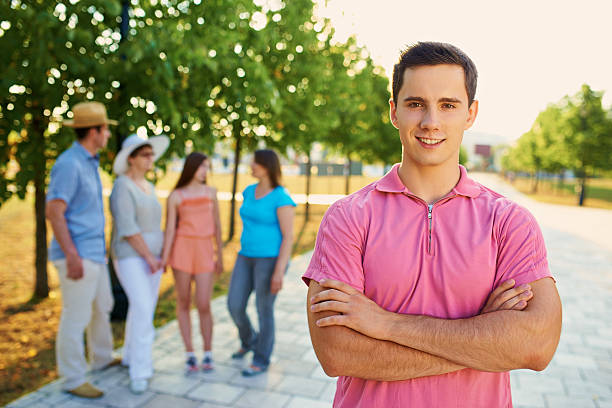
[382,279,561,372]
[48,213,78,257]
[312,325,464,381]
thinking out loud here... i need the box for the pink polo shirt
[303,164,551,408]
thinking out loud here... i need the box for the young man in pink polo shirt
[303,42,562,407]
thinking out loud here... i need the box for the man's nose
[420,108,441,131]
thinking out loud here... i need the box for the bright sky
[318,0,612,142]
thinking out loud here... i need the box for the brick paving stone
[148,372,202,395]
[140,394,202,408]
[564,379,612,399]
[187,382,245,405]
[52,400,104,408]
[269,358,318,377]
[233,389,290,408]
[598,398,612,408]
[228,370,284,391]
[285,396,331,408]
[274,374,327,398]
[544,394,598,408]
[87,384,155,408]
[554,354,599,370]
[512,388,547,407]
[36,391,72,406]
[6,392,43,407]
[320,381,337,403]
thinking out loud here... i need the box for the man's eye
[408,102,423,108]
[442,103,456,109]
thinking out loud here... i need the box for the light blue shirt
[239,184,296,258]
[47,141,106,263]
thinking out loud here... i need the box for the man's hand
[310,279,391,339]
[270,271,284,294]
[66,252,84,280]
[481,279,533,314]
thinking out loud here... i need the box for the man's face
[91,124,111,150]
[389,64,478,169]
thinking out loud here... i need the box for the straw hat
[63,102,118,128]
[113,133,169,175]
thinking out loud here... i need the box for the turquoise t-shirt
[239,183,296,258]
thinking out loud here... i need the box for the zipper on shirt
[427,204,433,254]
[403,191,458,256]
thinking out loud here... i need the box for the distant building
[462,131,513,171]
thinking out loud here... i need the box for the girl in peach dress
[161,152,223,374]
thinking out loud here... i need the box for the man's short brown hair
[392,42,478,106]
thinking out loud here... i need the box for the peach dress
[169,191,216,274]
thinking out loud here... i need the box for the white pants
[114,257,162,380]
[54,258,115,390]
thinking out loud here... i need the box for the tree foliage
[501,84,612,204]
[1,0,396,297]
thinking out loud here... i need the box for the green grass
[509,176,612,209]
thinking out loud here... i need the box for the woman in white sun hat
[109,133,169,394]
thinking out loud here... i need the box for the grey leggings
[227,254,278,368]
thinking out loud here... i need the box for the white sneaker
[130,379,148,394]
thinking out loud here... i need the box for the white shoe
[130,379,148,394]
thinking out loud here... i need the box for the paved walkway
[8,175,612,408]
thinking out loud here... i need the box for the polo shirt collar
[72,141,100,162]
[452,165,481,198]
[375,163,481,198]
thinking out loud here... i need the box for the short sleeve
[276,187,296,208]
[494,204,552,287]
[109,180,141,239]
[46,159,78,204]
[302,201,365,292]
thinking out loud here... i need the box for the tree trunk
[305,151,312,222]
[531,171,539,194]
[32,118,49,299]
[345,157,352,196]
[577,176,587,206]
[227,131,241,242]
[33,168,49,299]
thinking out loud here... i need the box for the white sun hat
[113,133,170,175]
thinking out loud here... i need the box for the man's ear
[465,99,479,130]
[389,99,399,129]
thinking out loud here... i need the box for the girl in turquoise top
[227,149,296,376]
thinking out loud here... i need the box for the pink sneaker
[185,356,198,375]
[201,356,214,372]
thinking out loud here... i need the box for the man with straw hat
[46,102,121,398]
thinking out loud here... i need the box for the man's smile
[416,136,445,146]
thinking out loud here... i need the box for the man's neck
[77,139,98,157]
[397,161,460,204]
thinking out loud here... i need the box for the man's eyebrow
[439,97,462,104]
[402,96,463,104]
[403,96,425,102]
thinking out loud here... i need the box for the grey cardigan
[109,175,163,260]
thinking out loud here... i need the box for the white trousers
[115,257,162,380]
[54,258,115,390]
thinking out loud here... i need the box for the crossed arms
[307,277,561,381]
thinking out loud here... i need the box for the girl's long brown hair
[173,152,208,190]
[254,149,282,188]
